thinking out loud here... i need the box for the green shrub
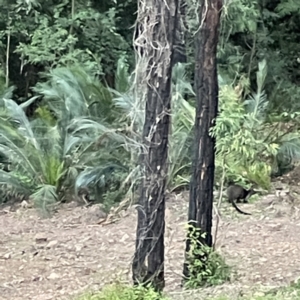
[213,60,300,189]
[184,224,231,289]
[76,283,170,300]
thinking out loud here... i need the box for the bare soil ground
[1,180,300,300]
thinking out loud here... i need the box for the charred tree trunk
[132,0,179,291]
[134,0,185,68]
[183,0,223,279]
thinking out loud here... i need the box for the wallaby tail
[231,200,252,215]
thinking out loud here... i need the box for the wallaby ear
[227,179,235,186]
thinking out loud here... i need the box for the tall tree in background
[132,0,179,291]
[183,0,223,279]
[173,0,187,66]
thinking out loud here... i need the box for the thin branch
[5,30,10,88]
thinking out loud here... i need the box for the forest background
[0,0,299,214]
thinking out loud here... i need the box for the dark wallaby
[226,184,257,215]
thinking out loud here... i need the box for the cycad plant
[0,98,68,209]
[0,66,130,213]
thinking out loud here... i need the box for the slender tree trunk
[5,31,10,88]
[69,0,75,52]
[173,0,187,66]
[183,0,223,279]
[132,0,179,291]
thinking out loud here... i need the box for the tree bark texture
[132,0,179,291]
[183,0,223,278]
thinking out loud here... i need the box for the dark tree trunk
[132,0,179,291]
[183,0,223,279]
[173,0,187,65]
[134,0,185,68]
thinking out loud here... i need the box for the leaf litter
[1,183,300,299]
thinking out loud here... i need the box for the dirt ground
[1,180,300,300]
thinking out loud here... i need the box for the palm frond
[277,134,300,162]
[244,59,269,121]
[109,57,145,131]
[20,96,40,112]
[33,67,113,121]
[115,56,132,93]
[63,135,82,156]
[0,66,137,209]
[75,164,128,194]
[1,99,40,149]
[172,62,195,97]
[244,90,268,122]
[0,85,15,99]
[0,98,78,197]
[0,170,32,195]
[111,91,144,130]
[34,68,89,119]
[0,136,41,181]
[70,118,126,143]
[32,184,58,215]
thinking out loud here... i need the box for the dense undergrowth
[0,0,299,212]
[1,58,300,215]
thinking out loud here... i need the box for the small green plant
[205,278,300,300]
[261,278,300,299]
[213,60,300,187]
[76,283,169,300]
[184,224,231,289]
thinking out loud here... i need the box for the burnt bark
[132,0,179,291]
[183,0,223,279]
[134,0,185,68]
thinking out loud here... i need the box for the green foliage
[0,66,134,213]
[15,18,81,67]
[184,224,231,289]
[0,96,79,210]
[34,106,56,126]
[222,0,259,35]
[168,63,195,191]
[111,58,300,192]
[110,60,196,191]
[33,66,113,121]
[276,0,300,15]
[212,60,300,188]
[0,0,300,214]
[76,283,169,300]
[213,61,275,188]
[0,0,132,99]
[36,66,135,210]
[76,7,129,76]
[206,278,300,300]
[75,164,129,212]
